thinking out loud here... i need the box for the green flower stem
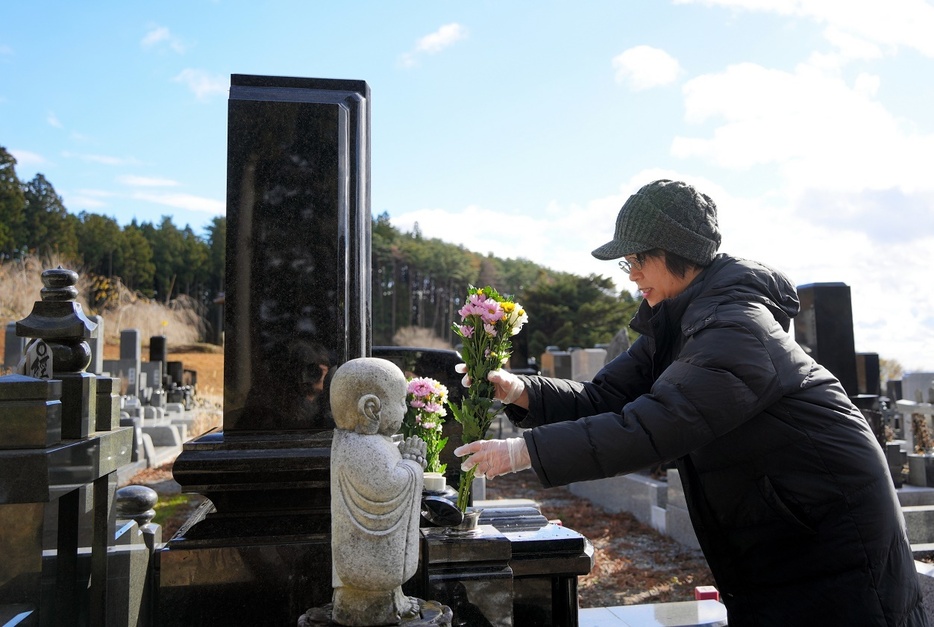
[457,465,477,512]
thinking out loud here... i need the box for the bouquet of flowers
[402,377,449,474]
[449,285,529,511]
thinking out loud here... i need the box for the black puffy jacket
[509,254,927,626]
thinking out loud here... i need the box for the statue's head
[330,358,408,436]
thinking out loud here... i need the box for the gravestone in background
[903,373,934,404]
[4,321,25,371]
[540,350,572,379]
[159,74,370,626]
[87,314,104,375]
[856,352,881,397]
[794,282,859,397]
[120,329,141,397]
[571,348,607,382]
[149,335,167,387]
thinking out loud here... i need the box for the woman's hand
[454,437,531,478]
[454,365,528,407]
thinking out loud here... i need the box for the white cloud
[612,46,683,90]
[853,72,880,97]
[61,151,138,166]
[9,149,47,166]
[399,23,467,68]
[671,60,934,199]
[132,191,224,214]
[675,0,934,57]
[46,112,62,128]
[822,26,883,62]
[141,25,186,53]
[416,23,468,54]
[65,188,115,210]
[173,69,227,101]
[118,175,179,187]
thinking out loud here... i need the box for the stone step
[904,505,934,546]
[579,599,727,627]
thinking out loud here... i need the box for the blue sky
[2,1,933,372]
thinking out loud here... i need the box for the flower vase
[423,471,447,493]
[447,508,483,535]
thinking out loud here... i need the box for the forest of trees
[0,145,640,363]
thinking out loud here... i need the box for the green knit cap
[591,179,721,265]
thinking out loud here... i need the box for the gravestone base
[157,429,335,626]
[158,534,331,627]
[298,599,453,626]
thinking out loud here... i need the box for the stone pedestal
[418,525,515,627]
[415,507,594,626]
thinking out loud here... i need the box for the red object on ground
[695,586,720,601]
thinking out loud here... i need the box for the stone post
[2,266,132,626]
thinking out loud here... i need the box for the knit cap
[591,179,721,265]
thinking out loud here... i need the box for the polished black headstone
[224,74,370,432]
[794,282,858,397]
[149,335,167,384]
[856,352,881,396]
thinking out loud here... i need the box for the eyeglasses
[618,254,646,274]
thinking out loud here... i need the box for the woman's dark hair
[642,248,703,278]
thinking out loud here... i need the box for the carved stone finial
[16,266,98,373]
[116,485,159,527]
[39,266,81,302]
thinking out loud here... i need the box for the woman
[454,179,927,626]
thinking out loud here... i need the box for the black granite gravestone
[857,352,881,397]
[159,75,370,626]
[794,282,859,397]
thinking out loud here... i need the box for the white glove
[454,437,531,478]
[454,365,526,405]
[488,369,525,405]
[454,362,471,388]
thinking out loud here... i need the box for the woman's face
[623,253,699,307]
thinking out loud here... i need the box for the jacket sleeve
[505,336,656,428]
[524,307,790,488]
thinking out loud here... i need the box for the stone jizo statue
[329,357,427,625]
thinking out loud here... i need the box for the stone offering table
[415,506,593,626]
